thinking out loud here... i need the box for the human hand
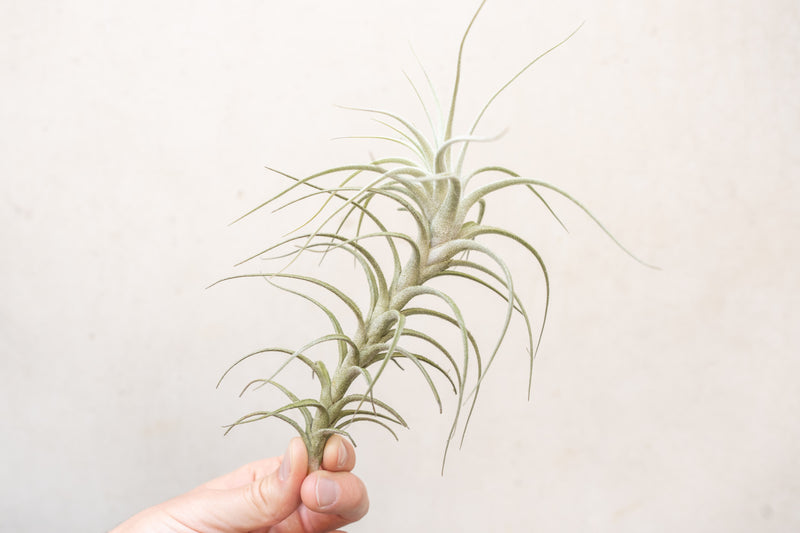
[111,436,368,533]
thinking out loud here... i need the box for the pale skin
[111,436,369,533]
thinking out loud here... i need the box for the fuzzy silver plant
[212,1,651,472]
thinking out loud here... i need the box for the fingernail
[279,444,293,482]
[336,438,348,469]
[316,477,340,508]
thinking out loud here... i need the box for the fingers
[300,470,370,526]
[117,438,366,533]
[202,435,348,491]
[287,436,366,532]
[200,456,282,491]
[321,434,356,472]
[171,438,309,532]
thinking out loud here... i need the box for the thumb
[192,438,309,531]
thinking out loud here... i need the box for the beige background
[2,1,798,531]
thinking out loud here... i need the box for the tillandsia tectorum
[212,1,653,472]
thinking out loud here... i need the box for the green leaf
[443,0,487,156]
[356,311,406,416]
[409,43,444,140]
[389,286,472,472]
[329,193,401,279]
[224,411,311,450]
[463,225,551,399]
[455,22,584,174]
[323,231,422,290]
[294,184,430,241]
[334,394,409,428]
[337,416,400,441]
[447,258,535,370]
[216,347,318,389]
[280,166,429,273]
[333,133,424,155]
[209,272,365,331]
[231,163,389,225]
[263,334,361,390]
[336,409,405,428]
[395,347,458,397]
[434,130,505,175]
[370,119,430,166]
[399,327,461,392]
[402,69,438,150]
[295,237,387,313]
[224,399,327,436]
[431,240,514,400]
[524,184,568,232]
[393,347,444,413]
[337,104,435,166]
[312,427,357,447]
[431,269,523,314]
[261,278,350,364]
[240,379,314,432]
[460,168,658,268]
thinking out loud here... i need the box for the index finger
[321,435,356,472]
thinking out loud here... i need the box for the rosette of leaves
[212,1,652,472]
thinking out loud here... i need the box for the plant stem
[304,230,454,470]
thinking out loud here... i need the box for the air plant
[212,1,651,472]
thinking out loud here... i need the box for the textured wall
[2,1,798,531]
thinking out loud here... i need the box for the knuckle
[244,477,278,520]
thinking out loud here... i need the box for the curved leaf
[399,327,462,391]
[231,163,389,225]
[447,258,534,364]
[402,69,438,150]
[337,104,434,165]
[237,379,316,431]
[463,225,550,399]
[261,278,349,364]
[312,427,357,447]
[392,346,444,413]
[209,272,365,331]
[460,169,657,268]
[334,394,408,428]
[224,399,328,435]
[455,23,584,174]
[337,416,400,441]
[263,334,361,391]
[217,347,318,389]
[388,286,471,471]
[394,347,458,397]
[357,311,406,412]
[443,0,487,159]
